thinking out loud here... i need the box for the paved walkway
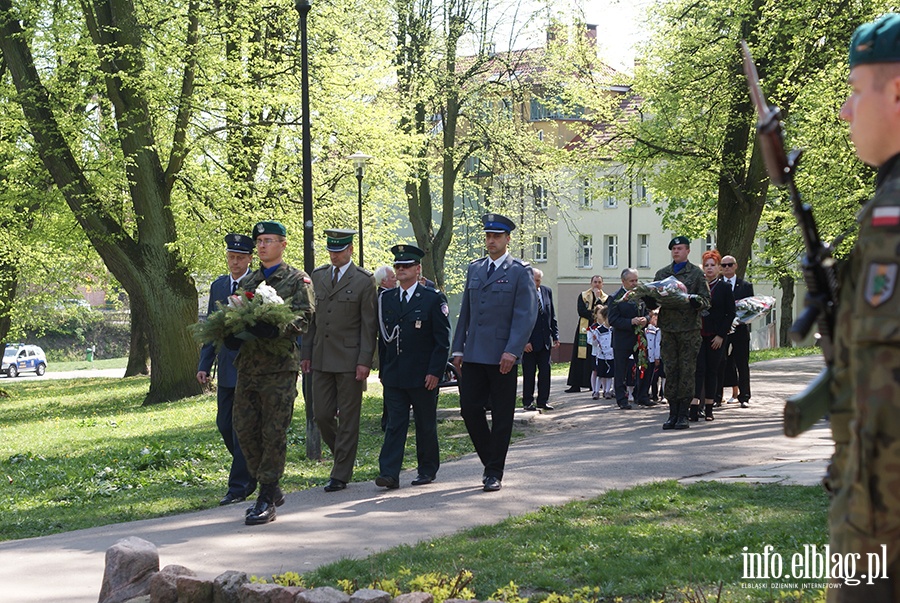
[0,356,832,603]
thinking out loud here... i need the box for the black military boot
[673,399,690,430]
[245,483,278,525]
[662,400,678,430]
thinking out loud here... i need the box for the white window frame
[579,235,593,268]
[581,179,594,209]
[604,235,618,268]
[533,236,548,262]
[637,234,650,268]
[534,185,547,209]
[603,180,618,208]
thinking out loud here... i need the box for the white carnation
[255,283,284,305]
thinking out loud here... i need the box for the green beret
[668,235,690,249]
[324,228,356,252]
[849,13,900,68]
[252,221,287,239]
[391,244,424,265]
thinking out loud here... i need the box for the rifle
[740,41,840,437]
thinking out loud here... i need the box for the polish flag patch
[872,206,900,227]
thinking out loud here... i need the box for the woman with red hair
[691,250,735,421]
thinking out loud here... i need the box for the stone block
[294,586,350,603]
[149,565,196,603]
[350,589,392,603]
[213,571,249,603]
[392,593,433,603]
[175,575,213,603]
[98,536,160,603]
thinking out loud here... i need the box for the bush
[23,307,130,361]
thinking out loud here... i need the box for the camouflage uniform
[654,261,710,427]
[233,263,314,485]
[828,156,900,600]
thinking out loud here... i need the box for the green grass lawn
[46,357,129,372]
[0,376,472,540]
[297,480,830,602]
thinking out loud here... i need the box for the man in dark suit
[300,229,377,493]
[719,255,754,407]
[521,268,559,412]
[375,244,451,489]
[196,233,257,506]
[452,213,537,492]
[608,268,651,410]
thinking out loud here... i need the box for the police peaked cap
[391,244,425,265]
[225,233,254,253]
[668,235,691,249]
[850,13,900,67]
[482,213,516,233]
[252,221,287,239]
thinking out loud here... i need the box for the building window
[580,179,594,209]
[705,233,716,250]
[603,181,618,208]
[637,234,650,268]
[537,129,544,142]
[534,186,547,209]
[604,235,618,268]
[635,179,649,206]
[533,236,548,262]
[579,235,593,268]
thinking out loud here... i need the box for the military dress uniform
[452,214,537,490]
[376,244,451,488]
[653,237,710,430]
[300,229,377,490]
[608,285,650,409]
[232,221,314,524]
[197,234,256,504]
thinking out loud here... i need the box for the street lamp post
[347,151,372,268]
[294,0,320,462]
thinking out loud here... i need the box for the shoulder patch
[864,263,897,307]
[441,302,449,316]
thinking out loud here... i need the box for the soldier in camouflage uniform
[826,14,900,599]
[227,220,314,526]
[652,236,710,430]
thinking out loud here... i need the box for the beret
[850,13,900,68]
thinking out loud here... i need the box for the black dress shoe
[324,478,347,492]
[537,403,554,411]
[219,492,246,506]
[564,386,581,393]
[375,475,399,490]
[483,476,502,492]
[244,499,276,525]
[618,403,633,410]
[522,404,537,411]
[411,474,435,486]
[245,485,285,516]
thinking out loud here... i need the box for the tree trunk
[125,296,150,376]
[779,275,795,348]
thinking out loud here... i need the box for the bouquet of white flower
[623,275,690,307]
[734,295,776,325]
[190,283,297,356]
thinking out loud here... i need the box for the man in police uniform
[230,221,314,525]
[452,214,537,491]
[300,229,377,492]
[653,236,710,430]
[375,244,451,489]
[197,234,257,506]
[827,14,900,599]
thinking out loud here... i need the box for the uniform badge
[864,263,897,307]
[441,303,449,316]
[258,224,265,233]
[872,206,900,227]
[415,319,422,329]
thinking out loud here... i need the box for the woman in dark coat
[691,250,735,421]
[565,275,608,392]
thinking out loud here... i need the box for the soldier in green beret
[227,220,315,525]
[826,13,900,598]
[651,236,710,430]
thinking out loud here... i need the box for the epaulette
[512,257,530,267]
[354,265,373,277]
[212,274,230,285]
[312,264,331,273]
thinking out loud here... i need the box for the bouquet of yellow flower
[190,283,297,356]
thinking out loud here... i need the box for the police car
[2,344,48,378]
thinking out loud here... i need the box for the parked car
[2,344,48,378]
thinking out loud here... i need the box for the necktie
[537,290,543,312]
[231,281,238,295]
[401,289,408,307]
[332,267,339,287]
[729,278,735,290]
[487,262,495,278]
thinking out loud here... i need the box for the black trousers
[723,327,752,402]
[217,385,256,497]
[695,335,727,400]
[379,385,440,481]
[612,344,633,406]
[459,362,518,480]
[522,346,551,406]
